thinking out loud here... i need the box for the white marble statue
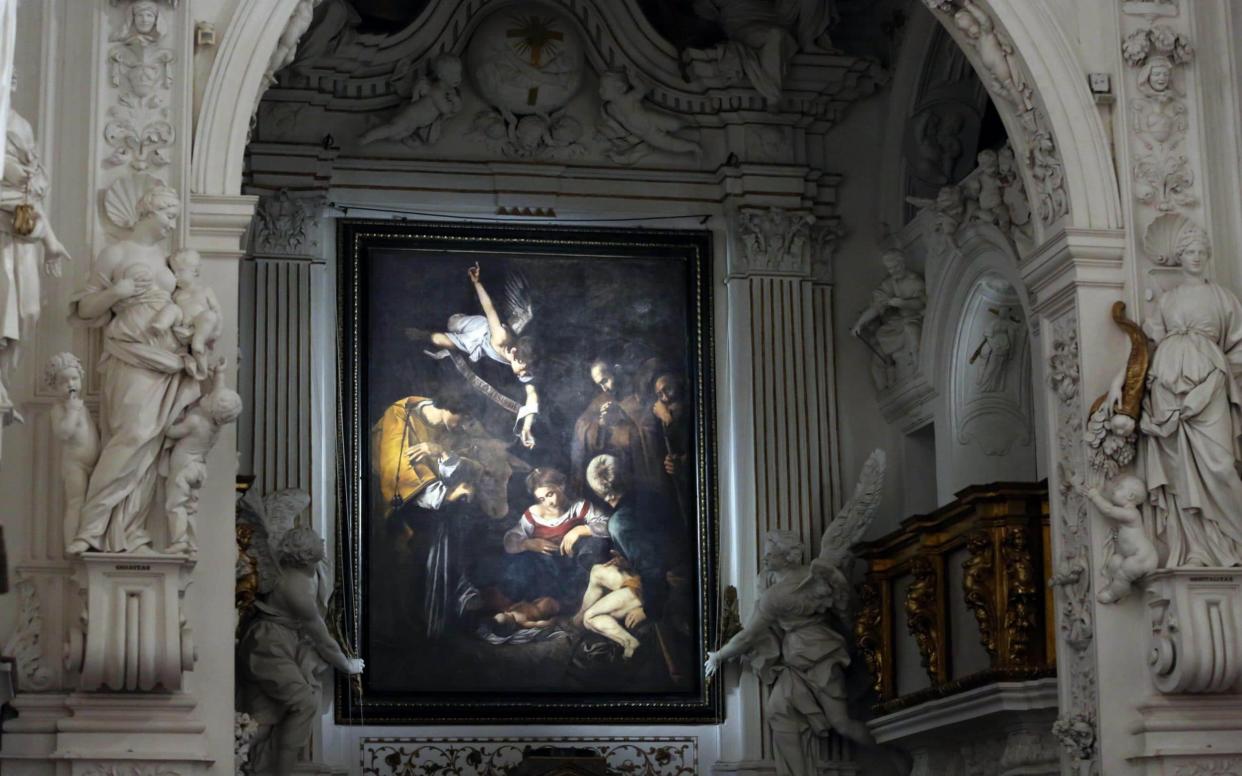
[850,250,927,391]
[997,145,1032,239]
[237,488,364,776]
[264,0,323,91]
[68,179,202,555]
[45,353,100,552]
[597,69,702,165]
[1108,225,1242,567]
[705,451,905,776]
[359,54,463,148]
[1072,475,1157,603]
[0,103,69,438]
[163,367,241,556]
[168,249,222,379]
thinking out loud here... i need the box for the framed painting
[335,220,720,723]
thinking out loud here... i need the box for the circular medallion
[467,3,584,116]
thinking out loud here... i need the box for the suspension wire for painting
[329,201,714,225]
[334,317,365,726]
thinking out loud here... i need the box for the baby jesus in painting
[412,263,540,448]
[490,596,561,636]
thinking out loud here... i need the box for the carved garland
[1046,313,1101,771]
[1,574,53,691]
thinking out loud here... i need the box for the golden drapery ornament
[962,530,997,659]
[855,580,884,696]
[905,556,939,683]
[1002,526,1039,666]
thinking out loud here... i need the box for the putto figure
[705,451,905,776]
[597,69,702,165]
[45,353,99,551]
[360,54,464,148]
[168,249,222,379]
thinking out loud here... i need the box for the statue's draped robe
[1141,281,1242,566]
[70,268,198,552]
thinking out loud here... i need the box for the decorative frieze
[361,737,698,776]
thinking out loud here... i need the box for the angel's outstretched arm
[467,263,509,349]
[282,573,357,674]
[715,604,775,664]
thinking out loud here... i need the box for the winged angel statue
[236,489,364,776]
[705,450,908,775]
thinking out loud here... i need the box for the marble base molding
[1144,568,1242,695]
[65,554,196,694]
[1129,695,1242,776]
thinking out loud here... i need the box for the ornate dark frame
[334,219,721,724]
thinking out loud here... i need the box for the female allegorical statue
[1111,225,1242,567]
[68,181,200,554]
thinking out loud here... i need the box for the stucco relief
[104,1,177,171]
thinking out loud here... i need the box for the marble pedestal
[66,553,196,693]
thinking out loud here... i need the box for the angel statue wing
[504,271,534,335]
[237,488,312,595]
[804,449,887,617]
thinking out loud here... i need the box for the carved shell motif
[1142,211,1199,267]
[102,172,165,230]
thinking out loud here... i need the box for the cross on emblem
[506,14,564,106]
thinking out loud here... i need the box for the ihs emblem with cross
[506,14,565,107]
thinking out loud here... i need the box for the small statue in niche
[705,452,907,776]
[969,305,1022,394]
[596,69,702,165]
[1071,474,1157,603]
[359,54,463,148]
[45,353,100,552]
[237,488,364,776]
[0,100,70,442]
[910,108,965,185]
[850,250,927,391]
[167,249,222,379]
[162,366,242,556]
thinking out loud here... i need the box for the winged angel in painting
[705,451,908,776]
[410,262,541,448]
[236,489,364,776]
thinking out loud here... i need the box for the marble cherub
[360,54,463,148]
[44,353,100,552]
[169,249,222,377]
[597,69,703,165]
[162,368,242,555]
[1072,474,1157,603]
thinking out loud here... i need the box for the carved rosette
[854,579,885,696]
[905,556,941,682]
[961,530,997,658]
[1001,526,1039,666]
